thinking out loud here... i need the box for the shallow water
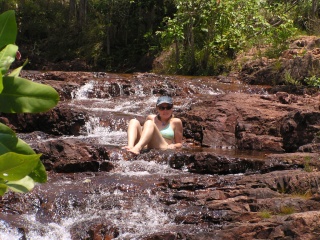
[1,73,272,239]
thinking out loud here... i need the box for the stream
[0,72,273,239]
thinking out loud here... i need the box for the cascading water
[0,72,272,239]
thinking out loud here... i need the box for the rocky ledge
[0,37,320,240]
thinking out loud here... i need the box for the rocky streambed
[0,69,319,240]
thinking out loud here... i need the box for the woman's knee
[143,119,154,127]
[129,118,140,126]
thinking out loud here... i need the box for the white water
[84,116,127,145]
[0,196,175,240]
[0,167,181,239]
[1,77,257,239]
[0,111,183,239]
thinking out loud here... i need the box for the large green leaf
[0,72,3,93]
[28,160,47,183]
[14,138,36,155]
[8,65,22,77]
[0,182,7,195]
[0,122,35,155]
[0,152,41,181]
[7,175,35,193]
[0,122,18,154]
[0,44,18,75]
[8,59,28,78]
[0,122,15,135]
[0,76,60,113]
[0,10,17,50]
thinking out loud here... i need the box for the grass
[290,189,313,199]
[304,156,313,172]
[259,209,272,219]
[279,205,295,215]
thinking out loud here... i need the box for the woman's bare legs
[127,120,168,155]
[122,119,142,150]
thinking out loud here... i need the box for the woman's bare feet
[127,146,141,155]
[122,146,131,150]
[122,145,141,155]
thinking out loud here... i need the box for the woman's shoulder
[171,117,182,125]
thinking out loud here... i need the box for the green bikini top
[160,124,174,140]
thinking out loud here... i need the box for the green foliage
[263,3,298,58]
[0,1,317,75]
[305,75,320,88]
[292,0,320,35]
[0,76,59,113]
[284,70,301,86]
[0,10,17,49]
[11,0,173,72]
[0,10,59,195]
[157,0,297,75]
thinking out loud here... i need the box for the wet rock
[239,36,320,85]
[280,110,320,152]
[0,213,28,239]
[169,151,266,174]
[141,232,179,240]
[276,91,298,104]
[1,68,320,239]
[178,91,320,152]
[0,103,88,136]
[7,70,320,153]
[34,138,113,172]
[251,197,320,214]
[298,143,320,153]
[70,218,119,240]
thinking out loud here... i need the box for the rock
[0,103,88,136]
[70,218,119,240]
[239,36,320,85]
[280,110,320,152]
[34,138,113,172]
[1,66,320,238]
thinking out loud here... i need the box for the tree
[0,10,59,195]
[157,0,297,75]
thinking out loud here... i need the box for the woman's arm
[168,118,183,149]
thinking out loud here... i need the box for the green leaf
[0,152,41,181]
[0,121,15,135]
[0,71,3,93]
[0,76,60,113]
[8,65,22,78]
[0,123,18,154]
[9,59,28,78]
[0,10,17,50]
[0,122,35,155]
[0,44,18,75]
[28,160,47,183]
[6,175,35,193]
[0,183,7,195]
[15,138,36,155]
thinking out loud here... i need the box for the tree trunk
[312,0,318,18]
[175,38,180,72]
[69,0,76,20]
[79,0,87,25]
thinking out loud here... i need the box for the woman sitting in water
[123,95,183,155]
